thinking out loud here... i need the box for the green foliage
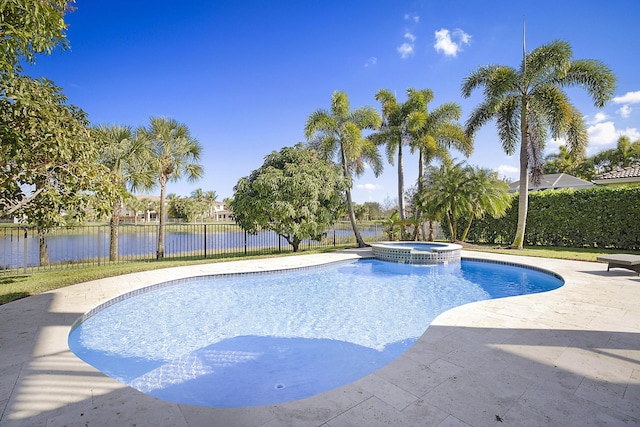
[0,75,112,226]
[0,0,74,74]
[230,144,347,252]
[417,162,511,242]
[465,186,640,250]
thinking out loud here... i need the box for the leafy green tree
[363,201,383,220]
[304,91,382,247]
[169,196,207,223]
[95,124,154,261]
[0,75,112,264]
[230,144,347,252]
[462,39,616,248]
[0,0,74,75]
[137,117,203,258]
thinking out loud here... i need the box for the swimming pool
[68,258,563,408]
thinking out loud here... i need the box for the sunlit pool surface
[68,259,563,408]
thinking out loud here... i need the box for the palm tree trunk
[397,143,405,220]
[341,146,366,248]
[460,215,474,243]
[109,199,120,261]
[512,105,529,249]
[157,177,167,259]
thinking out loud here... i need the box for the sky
[25,0,640,205]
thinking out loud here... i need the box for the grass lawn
[1,244,636,305]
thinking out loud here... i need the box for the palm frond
[562,59,617,108]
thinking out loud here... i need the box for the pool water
[68,259,563,408]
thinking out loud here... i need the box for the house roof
[508,173,594,193]
[593,165,640,182]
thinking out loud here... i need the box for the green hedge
[464,186,640,249]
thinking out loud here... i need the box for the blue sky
[25,1,640,205]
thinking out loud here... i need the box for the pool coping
[1,249,639,426]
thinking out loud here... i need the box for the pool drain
[275,383,285,390]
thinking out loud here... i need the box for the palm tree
[592,135,640,173]
[410,101,472,188]
[418,161,472,242]
[95,124,153,261]
[203,190,218,219]
[373,88,430,222]
[304,91,382,247]
[137,117,203,258]
[459,167,511,242]
[462,39,616,249]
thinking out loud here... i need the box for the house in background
[592,165,640,187]
[212,201,233,221]
[508,173,594,193]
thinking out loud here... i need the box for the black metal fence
[0,222,385,275]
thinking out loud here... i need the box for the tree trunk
[341,146,366,248]
[427,220,434,242]
[460,215,474,243]
[512,102,529,249]
[38,229,49,266]
[397,144,407,239]
[397,143,405,220]
[109,199,120,261]
[157,177,167,259]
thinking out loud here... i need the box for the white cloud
[364,57,377,67]
[357,183,382,191]
[612,91,640,104]
[618,105,632,118]
[587,121,618,146]
[404,13,419,23]
[404,31,416,42]
[586,121,640,154]
[497,165,519,180]
[590,112,608,124]
[434,28,471,57]
[397,42,414,59]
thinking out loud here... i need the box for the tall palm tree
[373,88,430,222]
[409,101,472,188]
[137,117,203,258]
[304,91,382,248]
[462,39,616,249]
[95,124,153,261]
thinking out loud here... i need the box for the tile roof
[594,165,640,180]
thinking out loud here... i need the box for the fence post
[23,227,28,274]
[97,227,101,266]
[204,224,207,259]
[333,224,336,247]
[244,230,247,255]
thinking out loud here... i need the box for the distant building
[592,165,640,187]
[508,173,594,193]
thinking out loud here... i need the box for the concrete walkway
[0,250,638,426]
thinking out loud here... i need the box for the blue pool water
[68,259,563,408]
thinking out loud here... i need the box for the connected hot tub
[370,241,462,264]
